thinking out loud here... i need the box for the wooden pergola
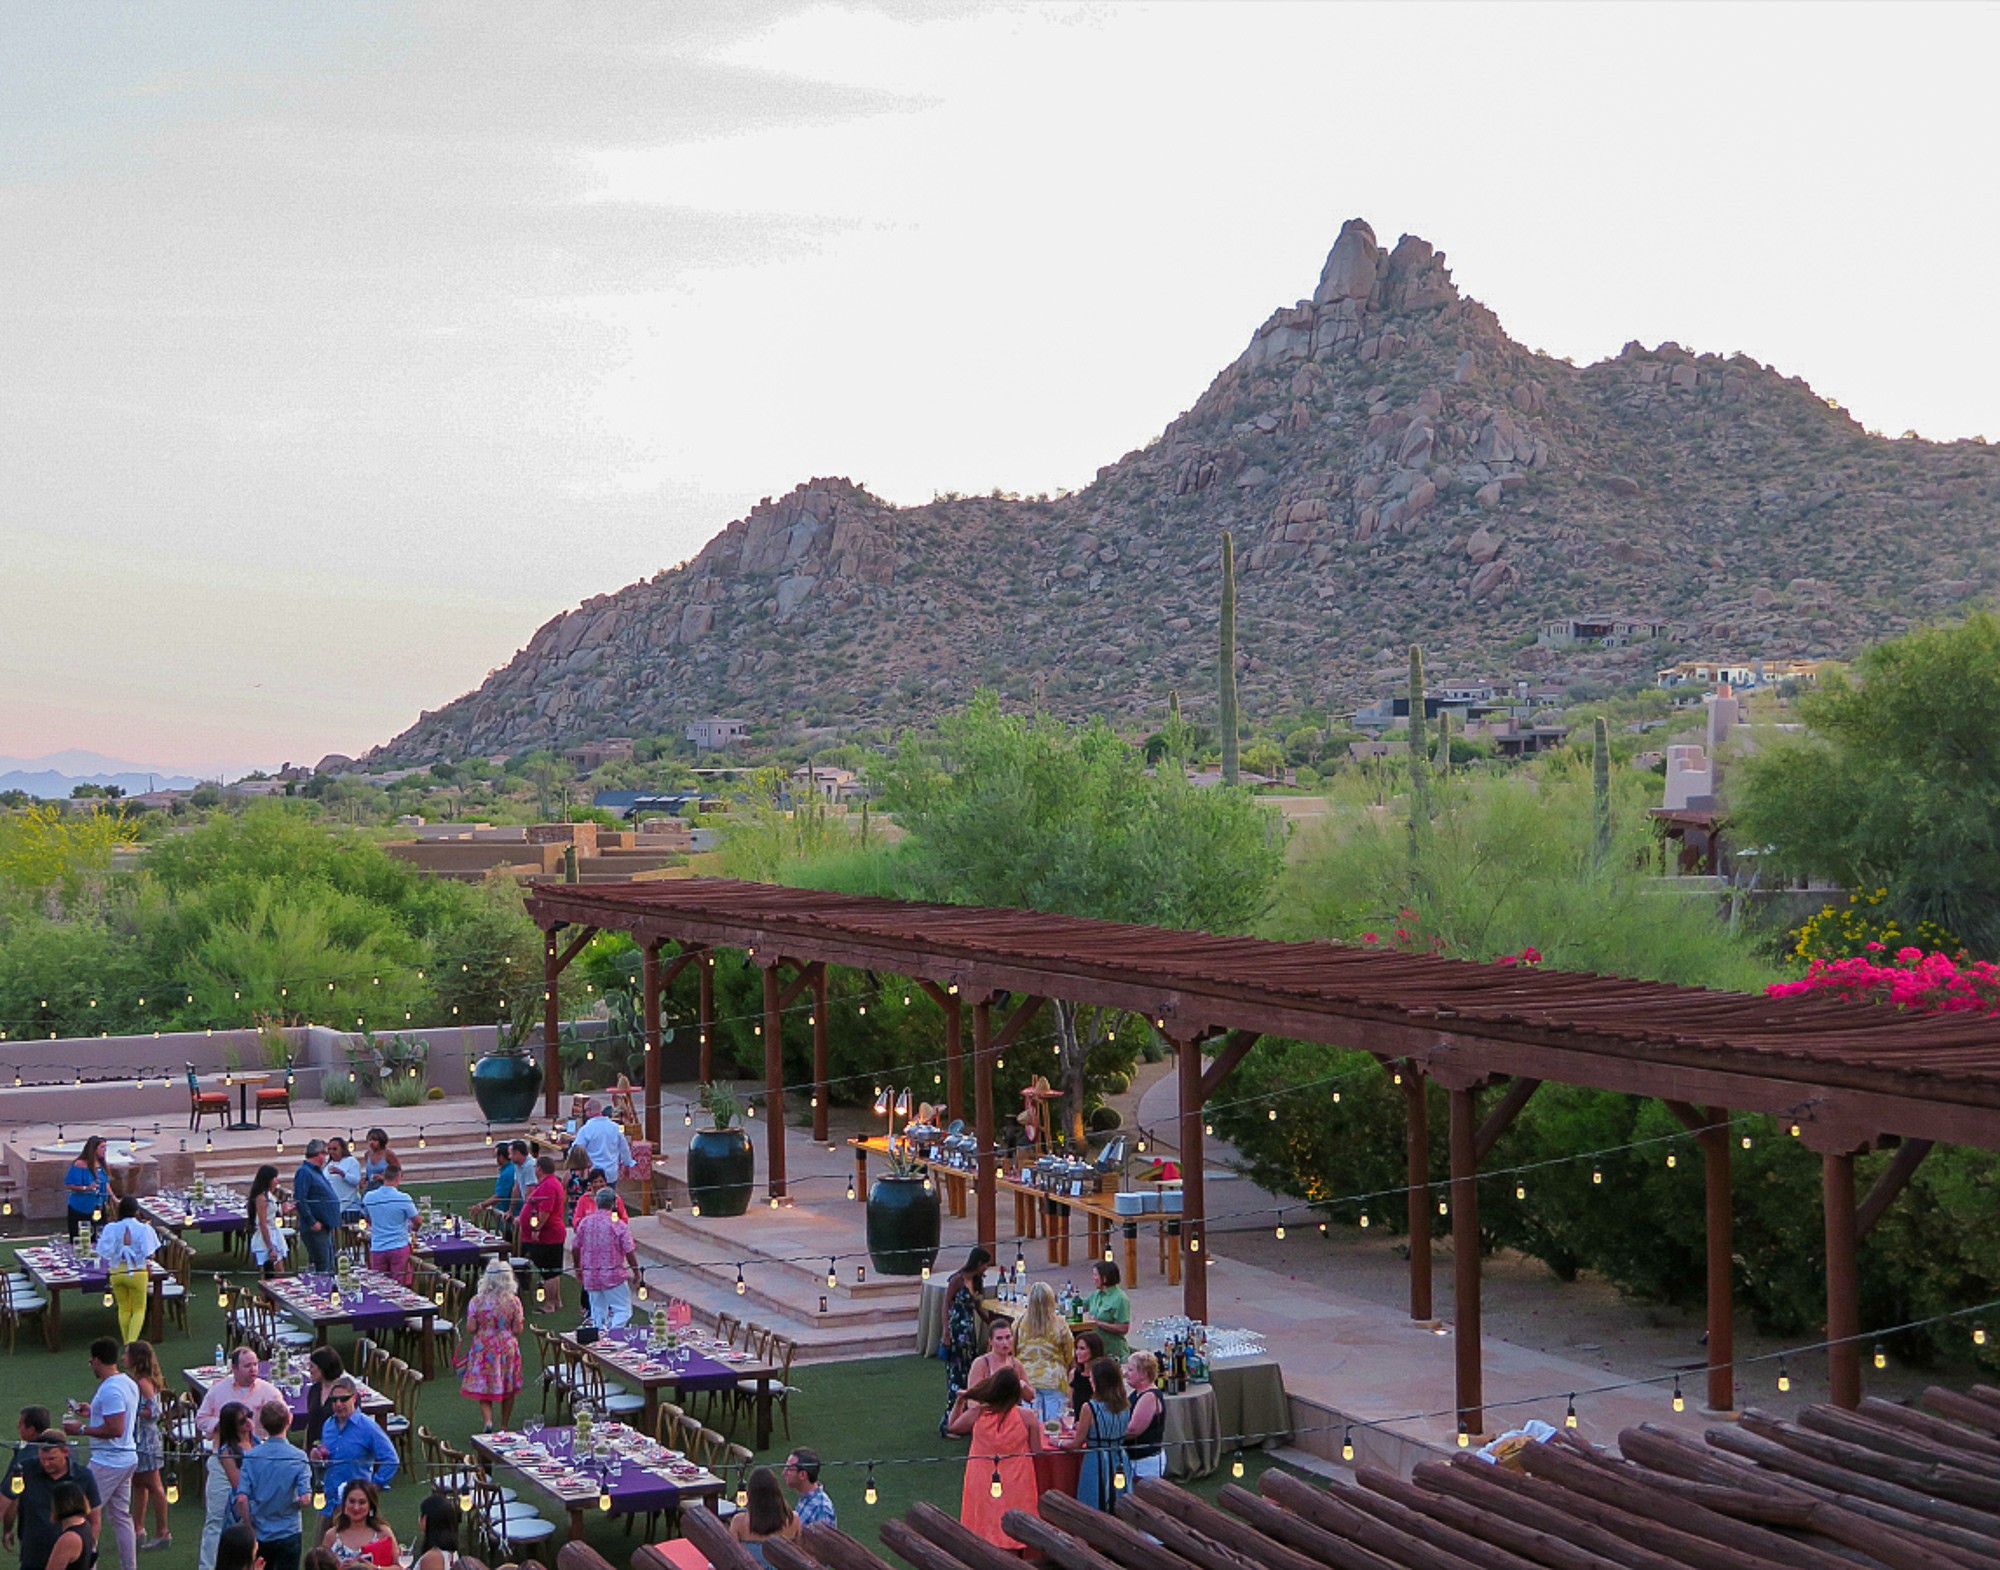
[525,878,2000,1425]
[674,1381,2000,1570]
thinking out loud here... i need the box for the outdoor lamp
[9,1474,22,1496]
[990,1466,1003,1499]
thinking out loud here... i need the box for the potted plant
[686,1082,755,1217]
[469,1007,545,1124]
[865,1099,941,1277]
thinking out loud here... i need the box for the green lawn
[3,1179,1296,1563]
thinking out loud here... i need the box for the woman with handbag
[247,1164,288,1278]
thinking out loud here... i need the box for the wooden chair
[186,1065,230,1131]
[651,1401,685,1448]
[763,1335,799,1443]
[159,1236,193,1334]
[256,1067,296,1126]
[472,1470,557,1561]
[569,1355,646,1421]
[711,1312,739,1347]
[714,1442,753,1524]
[533,1326,574,1419]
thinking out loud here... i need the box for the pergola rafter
[528,878,2000,1419]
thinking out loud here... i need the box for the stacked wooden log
[750,1383,2000,1570]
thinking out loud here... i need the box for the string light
[1873,1343,1887,1370]
[1456,1423,1471,1448]
[1230,1451,1245,1478]
[827,1260,837,1290]
[1514,1183,1526,1200]
[312,1488,325,1512]
[1665,1152,1677,1169]
[165,1483,180,1504]
[1975,1324,1988,1347]
[1591,1167,1602,1186]
[1741,1135,1753,1149]
[864,1468,878,1506]
[1274,1214,1286,1241]
[735,1266,746,1296]
[1564,1396,1577,1429]
[598,1488,614,1512]
[1671,1376,1685,1413]
[1776,1361,1790,1392]
[1358,1212,1370,1229]
[989,1466,1003,1499]
[1340,1428,1354,1461]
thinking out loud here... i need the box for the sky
[3,1,1996,776]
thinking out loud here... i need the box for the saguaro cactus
[1593,714,1612,864]
[1219,532,1239,787]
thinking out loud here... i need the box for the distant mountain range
[0,751,223,799]
[369,216,2000,761]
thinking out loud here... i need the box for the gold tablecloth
[1211,1353,1291,1446]
[1162,1382,1220,1479]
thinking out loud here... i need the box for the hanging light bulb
[312,1487,326,1511]
[1437,1199,1449,1217]
[1359,1212,1370,1229]
[1789,1123,1802,1138]
[1274,1215,1286,1241]
[1975,1324,1989,1347]
[735,1266,746,1296]
[165,1482,180,1505]
[1873,1343,1887,1370]
[845,1178,855,1201]
[103,1291,114,1308]
[1203,1123,1213,1137]
[1564,1396,1577,1430]
[535,1281,547,1305]
[864,1469,878,1506]
[1591,1167,1603,1186]
[1456,1424,1471,1448]
[921,1264,931,1281]
[1672,1377,1685,1413]
[684,1109,693,1127]
[1514,1183,1526,1200]
[1112,1466,1127,1492]
[1188,1235,1200,1254]
[1317,1221,1328,1236]
[6,1474,19,1497]
[637,1277,649,1302]
[1230,1451,1245,1479]
[1341,1428,1355,1461]
[1777,1361,1791,1392]
[598,1488,614,1512]
[1741,1134,1753,1149]
[457,1487,473,1512]
[691,1202,701,1218]
[827,1260,837,1290]
[1266,1107,1277,1122]
[856,1265,867,1283]
[1666,1152,1677,1169]
[216,1277,230,1309]
[419,1129,428,1149]
[990,1466,1004,1499]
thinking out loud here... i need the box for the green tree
[1732,613,2000,956]
[881,691,1283,1142]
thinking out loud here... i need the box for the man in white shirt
[63,1338,138,1570]
[569,1100,633,1186]
[195,1347,285,1440]
[323,1137,364,1223]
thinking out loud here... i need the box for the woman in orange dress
[958,1368,1044,1553]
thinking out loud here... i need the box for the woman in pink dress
[958,1367,1043,1554]
[457,1258,525,1430]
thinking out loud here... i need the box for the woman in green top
[1082,1260,1131,1360]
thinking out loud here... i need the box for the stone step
[625,1251,921,1365]
[641,1206,923,1304]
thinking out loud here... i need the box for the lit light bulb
[535,1283,546,1305]
[312,1489,326,1511]
[1267,1108,1277,1122]
[1976,1324,1988,1347]
[1666,1152,1677,1169]
[1672,1378,1685,1413]
[1359,1212,1370,1229]
[827,1261,837,1290]
[1274,1218,1286,1241]
[990,1467,1004,1499]
[1112,1467,1126,1491]
[103,1291,114,1307]
[921,1264,931,1280]
[1514,1183,1526,1200]
[1341,1429,1354,1461]
[1873,1343,1887,1370]
[1438,1200,1448,1217]
[7,1475,19,1497]
[1777,1363,1790,1392]
[1456,1426,1471,1449]
[1189,1236,1200,1254]
[864,1471,878,1506]
[457,1489,473,1512]
[1564,1397,1577,1430]
[1591,1167,1602,1186]
[598,1489,613,1512]
[691,1202,701,1218]
[1230,1451,1245,1478]
[1789,1123,1801,1138]
[166,1483,180,1505]
[1741,1135,1753,1149]
[846,1180,855,1201]
[735,1267,746,1296]
[637,1279,649,1302]
[1203,1123,1213,1137]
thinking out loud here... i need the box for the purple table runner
[484,1425,718,1516]
[594,1328,740,1393]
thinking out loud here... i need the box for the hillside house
[686,718,748,751]
[1658,658,1823,689]
[563,738,634,771]
[1539,615,1690,649]
[790,765,866,805]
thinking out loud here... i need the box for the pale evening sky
[3,1,1995,775]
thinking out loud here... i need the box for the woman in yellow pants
[94,1196,162,1343]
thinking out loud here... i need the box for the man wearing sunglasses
[307,1383,396,1514]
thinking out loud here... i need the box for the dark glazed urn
[866,1174,942,1276]
[687,1127,755,1217]
[470,1053,543,1124]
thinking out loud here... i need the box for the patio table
[564,1327,783,1447]
[470,1423,724,1541]
[414,1220,507,1273]
[182,1359,393,1432]
[15,1241,166,1350]
[140,1192,250,1243]
[259,1269,439,1375]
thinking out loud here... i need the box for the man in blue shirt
[360,1160,421,1284]
[472,1142,519,1231]
[293,1142,343,1275]
[234,1401,311,1570]
[308,1381,396,1507]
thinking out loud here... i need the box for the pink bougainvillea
[1767,948,2000,1015]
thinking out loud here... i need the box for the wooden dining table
[470,1425,725,1541]
[14,1242,167,1350]
[259,1269,439,1374]
[562,1327,786,1449]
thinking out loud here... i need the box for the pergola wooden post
[918,981,965,1125]
[1401,1068,1432,1321]
[1823,1148,1860,1408]
[641,940,663,1145]
[539,922,596,1118]
[1447,1084,1482,1435]
[810,963,830,1144]
[1175,1033,1207,1323]
[972,996,997,1255]
[696,950,715,1084]
[760,960,787,1200]
[1668,1100,1735,1412]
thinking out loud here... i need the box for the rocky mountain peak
[369,218,2000,764]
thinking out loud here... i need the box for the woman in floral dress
[938,1246,993,1437]
[457,1258,525,1430]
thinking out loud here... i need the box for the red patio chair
[186,1065,230,1131]
[256,1067,296,1126]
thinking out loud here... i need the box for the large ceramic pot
[470,1052,543,1123]
[866,1173,941,1276]
[687,1127,755,1217]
